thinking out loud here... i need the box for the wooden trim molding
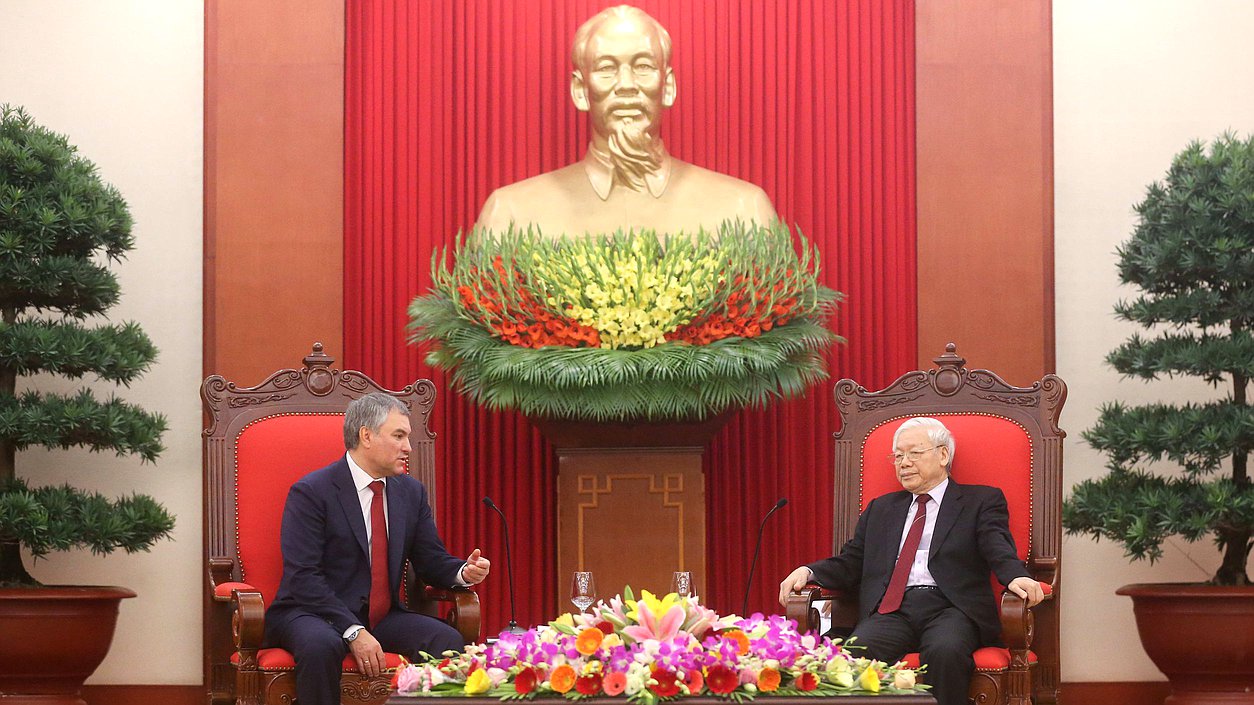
[81,685,202,705]
[1062,681,1171,705]
[915,0,1055,384]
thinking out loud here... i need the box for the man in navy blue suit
[264,393,491,705]
[777,417,1043,705]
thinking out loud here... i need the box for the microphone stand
[482,496,527,635]
[742,498,788,617]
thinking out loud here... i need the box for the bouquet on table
[392,587,928,701]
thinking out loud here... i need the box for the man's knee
[293,629,348,668]
[424,621,464,659]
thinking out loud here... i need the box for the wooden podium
[531,414,731,612]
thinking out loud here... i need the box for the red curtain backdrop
[344,0,915,632]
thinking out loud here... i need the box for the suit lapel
[880,492,913,571]
[333,460,370,558]
[930,480,964,554]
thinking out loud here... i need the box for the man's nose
[615,64,638,92]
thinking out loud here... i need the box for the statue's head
[569,5,676,145]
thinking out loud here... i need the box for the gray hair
[892,417,955,469]
[343,393,408,450]
[571,5,672,69]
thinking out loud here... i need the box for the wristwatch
[345,626,365,643]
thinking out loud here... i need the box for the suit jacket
[265,457,465,635]
[807,481,1029,645]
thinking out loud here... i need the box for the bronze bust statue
[475,5,778,238]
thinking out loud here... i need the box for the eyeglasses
[888,446,939,465]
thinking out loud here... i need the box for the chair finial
[932,343,966,396]
[303,342,335,371]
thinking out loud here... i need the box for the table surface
[386,692,937,697]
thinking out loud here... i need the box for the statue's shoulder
[669,160,777,221]
[476,163,587,231]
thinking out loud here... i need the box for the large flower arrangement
[407,221,842,421]
[392,588,928,701]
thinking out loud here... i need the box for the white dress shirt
[897,477,950,587]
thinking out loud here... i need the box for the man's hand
[461,548,491,584]
[350,629,386,677]
[1007,576,1045,607]
[777,566,813,607]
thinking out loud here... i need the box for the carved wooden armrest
[785,585,859,634]
[412,586,482,644]
[230,589,267,671]
[998,582,1051,653]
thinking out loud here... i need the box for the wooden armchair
[786,344,1065,705]
[202,344,480,705]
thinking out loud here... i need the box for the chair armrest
[213,580,259,602]
[230,588,267,670]
[407,582,482,645]
[785,585,858,635]
[998,581,1051,651]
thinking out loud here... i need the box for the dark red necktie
[878,493,931,614]
[368,480,390,629]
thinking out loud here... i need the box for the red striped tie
[878,493,931,614]
[368,480,390,629]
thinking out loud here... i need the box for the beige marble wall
[0,1,204,684]
[1054,0,1254,682]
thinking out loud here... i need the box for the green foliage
[409,223,843,421]
[0,479,174,559]
[1063,133,1254,585]
[0,105,169,586]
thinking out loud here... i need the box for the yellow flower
[464,669,492,695]
[554,613,575,628]
[858,667,881,692]
[627,590,682,622]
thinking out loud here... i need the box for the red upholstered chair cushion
[899,647,1038,671]
[860,415,1032,559]
[231,649,407,672]
[235,413,348,606]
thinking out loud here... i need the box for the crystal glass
[671,571,694,598]
[570,571,596,613]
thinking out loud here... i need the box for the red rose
[706,665,738,694]
[649,668,681,697]
[796,672,819,691]
[514,667,537,695]
[595,620,615,634]
[575,673,603,696]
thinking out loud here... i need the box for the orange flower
[723,630,750,655]
[549,664,576,694]
[575,627,604,656]
[757,667,781,692]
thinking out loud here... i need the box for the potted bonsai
[1063,133,1254,704]
[0,106,173,702]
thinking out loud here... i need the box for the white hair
[892,417,955,469]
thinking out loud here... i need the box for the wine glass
[671,571,694,598]
[570,571,596,613]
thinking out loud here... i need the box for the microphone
[742,498,788,617]
[482,496,527,635]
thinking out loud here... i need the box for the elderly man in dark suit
[264,393,491,705]
[778,417,1043,705]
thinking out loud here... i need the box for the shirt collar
[917,477,949,505]
[582,143,672,200]
[346,452,383,493]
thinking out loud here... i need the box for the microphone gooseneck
[482,496,526,635]
[742,498,789,617]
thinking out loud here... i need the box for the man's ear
[570,70,590,112]
[357,425,372,449]
[662,67,676,107]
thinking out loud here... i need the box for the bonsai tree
[1063,133,1254,586]
[0,105,173,587]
